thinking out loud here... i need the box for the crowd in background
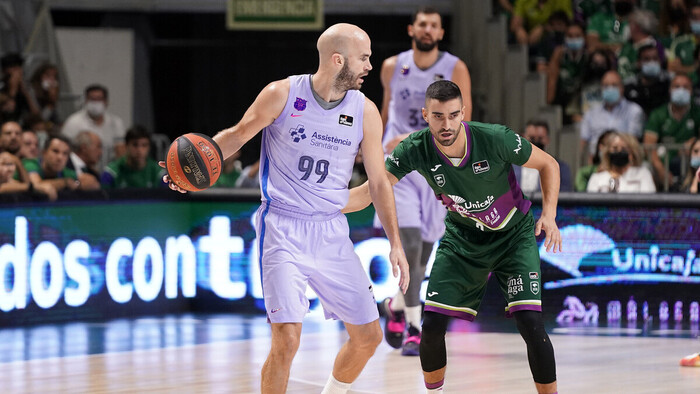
[0,52,258,201]
[496,0,700,193]
[3,0,700,201]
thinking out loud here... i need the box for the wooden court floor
[1,315,699,393]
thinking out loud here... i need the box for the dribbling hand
[389,247,410,294]
[158,161,187,194]
[535,214,562,253]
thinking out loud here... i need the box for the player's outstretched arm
[360,97,409,293]
[343,169,400,214]
[523,145,562,253]
[343,182,371,213]
[160,79,289,193]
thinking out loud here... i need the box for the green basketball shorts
[424,212,542,320]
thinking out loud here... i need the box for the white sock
[405,305,422,330]
[391,290,406,311]
[320,375,352,394]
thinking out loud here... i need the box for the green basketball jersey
[386,121,533,233]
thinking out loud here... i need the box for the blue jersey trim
[260,139,271,201]
[258,202,271,298]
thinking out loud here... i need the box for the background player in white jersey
[377,6,472,356]
[163,24,409,394]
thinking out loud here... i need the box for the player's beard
[413,36,438,52]
[334,61,363,91]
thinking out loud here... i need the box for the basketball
[165,133,223,192]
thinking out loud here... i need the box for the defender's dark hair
[425,80,462,105]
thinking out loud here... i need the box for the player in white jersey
[377,6,472,356]
[163,24,409,394]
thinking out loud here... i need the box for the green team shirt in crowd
[587,12,629,45]
[22,158,77,180]
[555,51,587,117]
[645,104,700,158]
[101,156,165,189]
[386,121,533,233]
[665,34,695,67]
[513,0,572,30]
[618,39,658,82]
[663,34,698,85]
[638,0,660,14]
[576,0,611,21]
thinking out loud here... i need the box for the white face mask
[85,100,105,117]
[41,79,57,90]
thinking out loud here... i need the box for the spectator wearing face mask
[672,136,700,192]
[513,119,573,196]
[27,63,60,127]
[61,84,125,170]
[532,11,572,72]
[547,21,588,123]
[575,129,617,191]
[587,131,656,192]
[624,43,671,115]
[617,9,665,82]
[581,48,616,114]
[644,73,700,184]
[581,70,645,163]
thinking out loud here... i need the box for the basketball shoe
[680,352,700,367]
[401,324,421,356]
[381,298,405,349]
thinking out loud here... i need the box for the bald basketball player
[163,24,409,394]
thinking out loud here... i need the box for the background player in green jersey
[344,80,562,393]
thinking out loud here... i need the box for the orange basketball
[166,133,223,192]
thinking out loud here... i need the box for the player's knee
[350,323,382,353]
[270,324,301,359]
[514,310,546,342]
[367,323,383,348]
[421,312,449,342]
[420,312,449,372]
[514,310,556,383]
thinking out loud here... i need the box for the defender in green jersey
[345,80,562,393]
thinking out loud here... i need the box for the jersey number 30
[298,155,329,183]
